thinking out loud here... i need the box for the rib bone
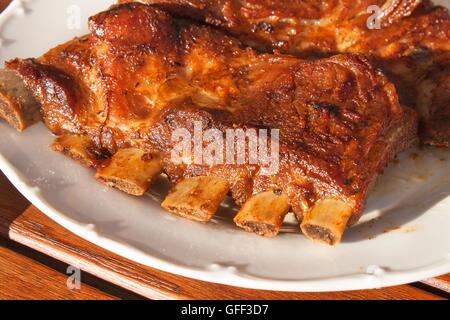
[300,199,353,246]
[162,176,230,222]
[51,134,103,168]
[96,148,163,196]
[234,191,290,237]
[0,69,40,131]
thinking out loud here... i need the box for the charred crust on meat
[310,102,339,116]
[251,22,274,34]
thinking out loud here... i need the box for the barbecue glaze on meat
[122,0,450,147]
[2,3,417,244]
[118,0,424,56]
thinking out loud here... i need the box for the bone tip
[161,203,214,223]
[234,219,279,238]
[301,223,341,246]
[95,175,147,197]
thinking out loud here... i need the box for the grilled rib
[122,0,450,147]
[0,3,417,244]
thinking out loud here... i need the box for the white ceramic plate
[1,0,450,292]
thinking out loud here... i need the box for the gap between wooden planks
[0,238,117,300]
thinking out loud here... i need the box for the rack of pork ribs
[0,3,420,246]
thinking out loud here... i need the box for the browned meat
[122,0,450,146]
[117,0,426,56]
[1,3,417,244]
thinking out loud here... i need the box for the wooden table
[0,0,449,300]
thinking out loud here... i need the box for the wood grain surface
[0,238,116,300]
[422,274,450,294]
[0,0,7,12]
[0,0,449,300]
